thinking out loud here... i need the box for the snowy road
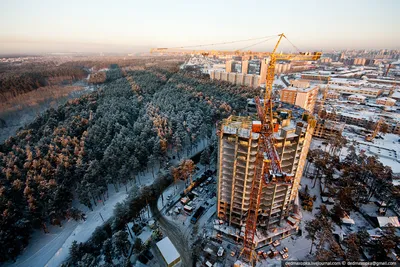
[150,203,193,267]
[8,185,131,267]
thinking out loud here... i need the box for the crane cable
[236,36,278,51]
[165,34,279,49]
[283,36,301,53]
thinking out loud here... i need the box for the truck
[190,206,205,224]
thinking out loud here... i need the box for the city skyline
[1,0,399,54]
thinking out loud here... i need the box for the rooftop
[376,216,400,228]
[156,237,180,265]
[283,85,318,93]
[349,94,366,99]
[377,97,396,102]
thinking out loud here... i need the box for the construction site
[151,32,400,266]
[152,33,322,266]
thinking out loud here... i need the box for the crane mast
[150,34,321,266]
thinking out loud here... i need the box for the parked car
[217,247,224,257]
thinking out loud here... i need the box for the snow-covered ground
[8,139,210,267]
[311,126,400,174]
[273,75,288,88]
[343,129,400,174]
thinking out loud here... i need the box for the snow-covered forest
[0,61,259,262]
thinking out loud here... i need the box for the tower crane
[151,34,321,265]
[365,117,384,142]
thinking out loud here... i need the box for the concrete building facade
[242,60,249,74]
[226,60,234,73]
[217,115,314,232]
[280,82,319,113]
[313,120,345,139]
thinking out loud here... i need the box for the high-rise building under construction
[216,111,314,243]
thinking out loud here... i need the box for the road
[280,75,290,86]
[150,203,193,267]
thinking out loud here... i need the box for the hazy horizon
[1,0,399,54]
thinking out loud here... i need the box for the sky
[0,0,399,54]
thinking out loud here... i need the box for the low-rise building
[348,94,366,103]
[324,84,383,98]
[376,97,396,106]
[326,90,340,99]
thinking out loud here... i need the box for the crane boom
[365,118,384,141]
[150,47,321,61]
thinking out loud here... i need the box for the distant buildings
[319,57,333,64]
[353,58,367,66]
[226,60,234,73]
[275,62,292,74]
[209,71,261,88]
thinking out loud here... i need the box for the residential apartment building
[217,114,314,242]
[354,58,367,66]
[324,110,400,135]
[325,84,383,98]
[275,62,291,74]
[226,60,234,73]
[280,81,319,113]
[319,58,333,64]
[209,71,261,88]
[242,60,249,74]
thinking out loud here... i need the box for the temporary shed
[341,217,355,225]
[156,237,180,267]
